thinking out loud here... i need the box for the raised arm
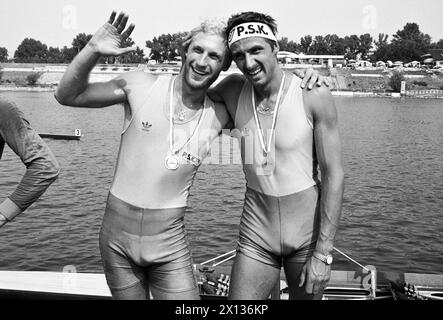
[300,86,344,295]
[55,12,136,108]
[0,100,60,228]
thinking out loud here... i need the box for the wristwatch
[313,252,333,265]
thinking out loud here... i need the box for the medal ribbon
[251,72,286,155]
[169,76,207,155]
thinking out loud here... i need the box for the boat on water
[195,250,443,301]
[196,264,443,300]
[39,129,82,141]
[0,250,442,300]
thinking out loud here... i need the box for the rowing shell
[1,268,442,300]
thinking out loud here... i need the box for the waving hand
[88,11,136,56]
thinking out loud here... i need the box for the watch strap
[313,251,333,264]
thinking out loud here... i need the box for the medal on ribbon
[252,72,286,176]
[165,154,180,170]
[166,76,207,170]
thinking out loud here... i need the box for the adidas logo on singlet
[142,121,152,132]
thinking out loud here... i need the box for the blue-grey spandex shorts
[99,192,197,294]
[237,186,320,268]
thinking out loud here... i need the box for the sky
[1,0,442,56]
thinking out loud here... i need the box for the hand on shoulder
[303,84,337,123]
[295,68,331,90]
[304,84,333,105]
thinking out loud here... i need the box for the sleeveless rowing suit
[99,74,227,297]
[234,73,321,267]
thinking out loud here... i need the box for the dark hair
[226,11,278,50]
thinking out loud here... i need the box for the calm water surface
[0,91,442,275]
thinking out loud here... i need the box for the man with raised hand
[0,97,60,228]
[55,11,236,300]
[212,11,344,300]
[55,11,326,300]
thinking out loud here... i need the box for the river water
[0,91,442,275]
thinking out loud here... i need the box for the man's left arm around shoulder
[293,68,331,90]
[301,86,345,295]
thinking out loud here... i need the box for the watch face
[326,256,333,264]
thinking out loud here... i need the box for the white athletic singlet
[110,75,227,208]
[234,74,319,196]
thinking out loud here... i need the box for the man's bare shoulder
[303,84,332,100]
[303,85,335,114]
[117,71,158,89]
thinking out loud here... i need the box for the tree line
[278,23,443,63]
[0,22,442,64]
[0,33,145,64]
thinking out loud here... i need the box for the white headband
[228,22,277,47]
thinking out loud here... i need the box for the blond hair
[180,19,232,71]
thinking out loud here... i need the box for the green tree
[357,33,373,59]
[430,39,443,49]
[278,37,299,53]
[375,33,389,49]
[0,47,8,62]
[324,34,346,55]
[371,33,391,62]
[14,38,48,63]
[60,46,76,63]
[146,36,163,62]
[146,32,186,62]
[26,72,43,86]
[388,70,405,92]
[47,47,63,63]
[343,35,360,59]
[72,33,93,55]
[390,23,431,61]
[300,35,312,54]
[170,32,187,61]
[310,36,329,55]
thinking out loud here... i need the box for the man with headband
[55,11,325,300]
[211,12,344,299]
